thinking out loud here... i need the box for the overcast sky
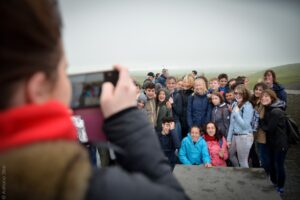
[60,0,300,73]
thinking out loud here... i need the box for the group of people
[136,68,288,194]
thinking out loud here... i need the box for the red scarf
[0,101,77,152]
[204,134,216,142]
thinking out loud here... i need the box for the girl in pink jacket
[203,122,229,166]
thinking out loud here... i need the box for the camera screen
[70,72,105,109]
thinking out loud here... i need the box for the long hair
[204,122,223,141]
[250,82,268,106]
[234,84,251,108]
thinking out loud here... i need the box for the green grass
[130,63,300,90]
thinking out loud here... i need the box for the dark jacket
[157,129,181,166]
[272,83,287,105]
[211,103,230,137]
[86,108,189,200]
[155,75,167,87]
[174,89,194,137]
[261,100,288,151]
[156,102,172,132]
[169,89,179,121]
[187,92,212,128]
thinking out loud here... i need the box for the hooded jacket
[187,92,212,128]
[260,100,288,151]
[272,83,287,105]
[211,103,230,138]
[156,88,172,132]
[178,134,211,165]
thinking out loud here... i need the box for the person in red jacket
[203,122,229,166]
[0,1,189,200]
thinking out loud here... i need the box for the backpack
[285,115,300,145]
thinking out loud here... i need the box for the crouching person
[0,1,189,200]
[157,117,181,170]
[179,126,212,167]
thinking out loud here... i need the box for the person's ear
[25,72,51,104]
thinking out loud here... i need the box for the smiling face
[234,89,243,104]
[210,80,219,90]
[254,86,264,98]
[167,79,176,92]
[261,93,272,106]
[145,88,155,99]
[194,79,206,94]
[206,123,216,137]
[158,90,166,102]
[225,92,234,103]
[219,78,227,88]
[190,127,201,142]
[264,72,274,86]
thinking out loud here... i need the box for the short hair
[144,82,155,89]
[261,89,278,104]
[167,76,177,82]
[218,73,228,80]
[192,70,197,75]
[162,116,175,124]
[211,91,224,104]
[209,77,218,82]
[264,69,277,84]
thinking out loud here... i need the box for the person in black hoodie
[260,89,288,195]
[0,1,189,200]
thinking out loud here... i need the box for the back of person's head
[0,0,62,110]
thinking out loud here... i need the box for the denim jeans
[256,143,269,173]
[266,147,287,189]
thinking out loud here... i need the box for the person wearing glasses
[226,85,254,168]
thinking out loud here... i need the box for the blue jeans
[256,143,268,172]
[266,147,287,189]
[175,120,182,141]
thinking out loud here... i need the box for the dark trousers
[266,147,287,188]
[249,143,260,168]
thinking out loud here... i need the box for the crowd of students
[136,68,288,194]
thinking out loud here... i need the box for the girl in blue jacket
[179,126,212,167]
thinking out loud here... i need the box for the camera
[69,70,119,142]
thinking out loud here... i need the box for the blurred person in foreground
[0,1,189,200]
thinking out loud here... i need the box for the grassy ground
[130,63,300,90]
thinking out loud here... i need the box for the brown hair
[261,89,278,104]
[234,84,251,108]
[250,82,268,106]
[211,91,224,104]
[0,0,62,109]
[264,70,277,84]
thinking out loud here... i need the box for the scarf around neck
[0,101,77,152]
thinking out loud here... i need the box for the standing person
[203,122,229,167]
[263,69,287,106]
[156,88,172,132]
[225,89,235,112]
[218,73,229,95]
[167,76,182,140]
[157,117,181,170]
[187,77,212,130]
[142,72,155,89]
[174,74,194,138]
[210,92,230,138]
[260,89,288,194]
[144,82,157,127]
[227,85,254,168]
[156,68,169,87]
[179,126,212,167]
[250,82,268,170]
[176,80,184,90]
[208,77,220,94]
[0,1,189,199]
